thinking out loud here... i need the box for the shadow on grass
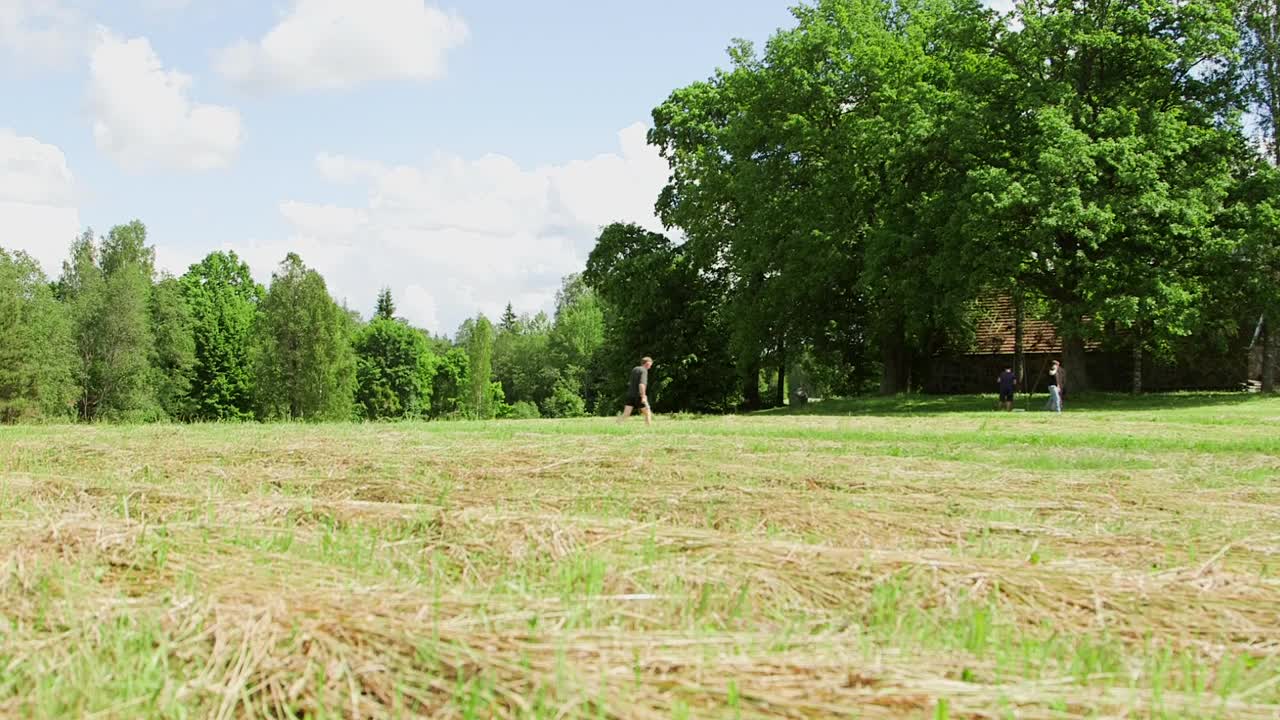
[754,391,1267,417]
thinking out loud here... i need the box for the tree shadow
[754,392,1267,417]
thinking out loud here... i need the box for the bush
[543,378,587,418]
[505,401,542,419]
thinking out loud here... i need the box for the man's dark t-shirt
[628,366,648,403]
[998,370,1016,395]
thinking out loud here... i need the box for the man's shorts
[627,395,645,408]
[999,391,1014,403]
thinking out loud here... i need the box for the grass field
[1,393,1278,719]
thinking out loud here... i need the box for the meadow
[0,394,1278,719]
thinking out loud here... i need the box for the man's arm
[639,382,648,406]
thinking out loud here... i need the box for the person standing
[997,366,1017,412]
[620,357,653,426]
[1046,360,1064,413]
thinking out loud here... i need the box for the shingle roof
[968,296,1065,355]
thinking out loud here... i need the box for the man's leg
[619,405,634,422]
[642,404,652,426]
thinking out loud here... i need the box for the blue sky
[0,0,800,334]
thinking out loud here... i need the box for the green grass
[0,394,1278,718]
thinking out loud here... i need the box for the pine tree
[499,303,518,333]
[375,287,396,321]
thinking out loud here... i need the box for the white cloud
[216,0,468,93]
[402,283,440,332]
[89,28,243,172]
[0,128,80,275]
[0,0,85,67]
[268,122,668,335]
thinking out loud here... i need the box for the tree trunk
[1062,335,1090,393]
[1264,318,1276,394]
[1132,340,1143,395]
[742,363,761,410]
[879,324,907,395]
[776,342,787,408]
[1014,294,1026,391]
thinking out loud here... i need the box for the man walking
[997,366,1016,412]
[620,357,653,426]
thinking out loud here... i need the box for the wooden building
[924,296,1250,394]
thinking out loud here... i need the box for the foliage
[149,276,196,420]
[59,222,158,420]
[353,313,436,420]
[375,288,396,321]
[428,346,469,420]
[179,251,262,421]
[585,223,740,413]
[504,400,542,419]
[0,250,77,421]
[462,314,497,419]
[253,253,357,421]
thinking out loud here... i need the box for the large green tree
[460,314,497,419]
[353,291,436,420]
[0,249,77,421]
[548,274,605,415]
[150,276,196,419]
[428,346,469,419]
[958,0,1244,390]
[180,251,262,421]
[492,310,556,412]
[253,253,357,421]
[651,0,989,397]
[60,222,157,420]
[585,223,739,413]
[1242,0,1280,390]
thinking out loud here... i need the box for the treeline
[0,224,618,422]
[6,0,1279,420]
[580,0,1280,405]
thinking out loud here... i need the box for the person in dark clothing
[1046,360,1064,413]
[997,366,1017,411]
[620,357,654,426]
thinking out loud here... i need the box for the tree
[957,0,1244,391]
[1242,0,1280,391]
[180,251,262,421]
[463,314,496,419]
[253,253,357,421]
[0,249,76,421]
[499,303,519,333]
[492,309,558,410]
[429,346,469,419]
[353,293,436,420]
[649,0,966,398]
[585,223,739,413]
[548,274,605,414]
[375,287,396,321]
[59,222,157,420]
[150,276,196,419]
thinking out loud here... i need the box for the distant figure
[997,366,1016,411]
[620,356,654,426]
[1046,360,1064,413]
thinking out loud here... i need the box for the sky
[0,0,809,335]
